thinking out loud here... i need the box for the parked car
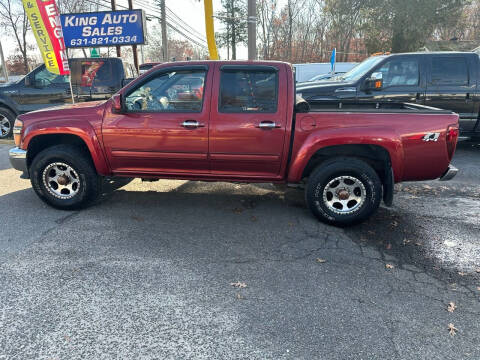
[296,52,480,140]
[294,62,357,82]
[9,61,459,225]
[139,62,162,75]
[307,71,346,82]
[0,57,136,139]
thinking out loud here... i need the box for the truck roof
[381,51,478,57]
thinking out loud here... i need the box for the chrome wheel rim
[322,176,366,214]
[0,116,10,138]
[42,162,81,199]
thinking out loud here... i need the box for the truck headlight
[13,119,23,147]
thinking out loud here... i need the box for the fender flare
[23,120,110,176]
[287,127,404,183]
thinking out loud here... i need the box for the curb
[0,139,14,145]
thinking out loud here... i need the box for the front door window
[125,70,206,113]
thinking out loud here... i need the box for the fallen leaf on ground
[448,323,458,336]
[447,302,456,313]
[402,238,411,246]
[391,221,398,227]
[385,264,394,269]
[458,272,467,276]
[475,268,480,273]
[230,282,247,288]
[232,208,243,214]
[385,243,392,250]
[316,258,327,263]
[236,293,244,300]
[476,287,480,291]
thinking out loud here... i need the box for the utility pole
[128,0,140,74]
[0,41,8,83]
[247,0,256,60]
[230,0,236,60]
[111,0,121,58]
[160,0,168,61]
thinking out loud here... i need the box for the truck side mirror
[111,94,124,113]
[366,72,383,91]
[24,75,32,87]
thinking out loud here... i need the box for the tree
[216,0,247,59]
[362,0,468,53]
[257,0,278,60]
[324,0,371,61]
[146,25,207,61]
[0,0,30,73]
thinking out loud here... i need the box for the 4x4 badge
[422,132,440,142]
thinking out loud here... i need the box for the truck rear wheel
[305,158,382,226]
[30,145,101,210]
[0,107,15,139]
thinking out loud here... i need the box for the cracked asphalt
[0,141,479,359]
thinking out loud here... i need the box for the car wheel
[30,145,102,210]
[305,158,382,226]
[0,107,15,139]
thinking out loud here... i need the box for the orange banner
[23,0,70,75]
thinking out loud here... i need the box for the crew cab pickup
[0,57,136,139]
[297,52,480,140]
[9,61,459,225]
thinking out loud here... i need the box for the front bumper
[9,147,28,174]
[439,165,458,181]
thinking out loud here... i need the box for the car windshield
[340,56,385,81]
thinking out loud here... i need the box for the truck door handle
[257,121,280,129]
[181,120,204,128]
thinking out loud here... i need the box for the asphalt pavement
[0,141,479,359]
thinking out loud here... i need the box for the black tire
[0,107,15,139]
[305,158,382,226]
[29,145,102,210]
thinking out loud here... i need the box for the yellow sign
[23,0,70,75]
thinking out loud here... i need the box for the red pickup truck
[9,61,459,225]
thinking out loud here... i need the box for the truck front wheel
[30,145,101,210]
[305,158,382,226]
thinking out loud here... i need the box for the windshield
[340,56,385,81]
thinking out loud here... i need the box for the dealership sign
[60,10,146,48]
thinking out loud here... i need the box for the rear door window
[430,57,468,85]
[219,70,278,113]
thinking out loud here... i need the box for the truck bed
[306,100,455,114]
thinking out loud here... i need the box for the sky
[2,0,248,62]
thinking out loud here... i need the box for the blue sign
[61,10,146,48]
[330,48,336,72]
